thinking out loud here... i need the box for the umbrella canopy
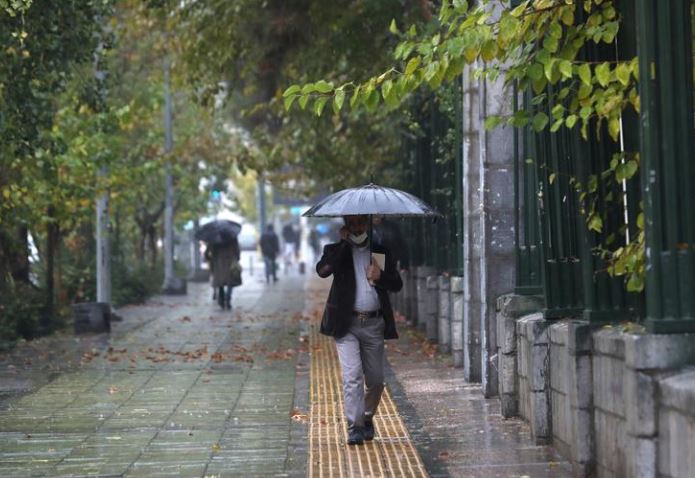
[302,183,441,218]
[195,219,242,245]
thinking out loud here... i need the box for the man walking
[316,215,402,445]
[260,224,280,283]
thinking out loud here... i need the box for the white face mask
[349,232,368,245]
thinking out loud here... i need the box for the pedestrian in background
[316,214,403,445]
[210,238,240,310]
[260,224,280,283]
[282,222,297,273]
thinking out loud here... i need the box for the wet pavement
[382,319,572,478]
[1,258,571,477]
[0,261,311,477]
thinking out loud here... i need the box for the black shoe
[347,428,364,446]
[364,420,375,441]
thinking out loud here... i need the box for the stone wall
[658,368,695,478]
[516,313,551,444]
[592,329,628,477]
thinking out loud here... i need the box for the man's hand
[366,263,382,282]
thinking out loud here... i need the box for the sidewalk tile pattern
[308,322,428,477]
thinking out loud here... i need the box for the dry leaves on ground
[290,408,309,424]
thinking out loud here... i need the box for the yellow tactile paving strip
[308,323,429,478]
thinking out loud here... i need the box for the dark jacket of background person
[282,223,297,244]
[211,239,240,288]
[260,229,280,259]
[316,241,402,339]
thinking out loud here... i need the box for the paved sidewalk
[1,264,572,477]
[0,265,311,477]
[383,321,572,478]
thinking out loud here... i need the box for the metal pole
[258,175,267,233]
[94,23,111,305]
[162,58,175,290]
[96,166,111,303]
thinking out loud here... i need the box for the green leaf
[565,114,578,128]
[551,104,565,119]
[549,173,556,184]
[283,85,301,97]
[544,58,557,81]
[528,63,544,82]
[333,89,345,114]
[616,63,631,86]
[314,96,328,116]
[579,106,593,120]
[588,214,603,232]
[550,118,563,132]
[559,60,573,79]
[595,62,611,87]
[301,83,315,94]
[624,159,638,179]
[284,95,297,111]
[481,40,497,62]
[298,95,310,110]
[405,57,421,76]
[484,115,503,130]
[350,85,362,108]
[626,273,644,292]
[561,8,575,26]
[532,112,549,131]
[608,117,621,141]
[314,80,334,94]
[389,19,399,34]
[382,79,393,101]
[577,63,591,86]
[543,36,559,53]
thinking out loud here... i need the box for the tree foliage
[284,0,646,291]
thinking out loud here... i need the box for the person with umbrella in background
[196,220,242,310]
[306,183,439,446]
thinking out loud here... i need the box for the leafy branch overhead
[284,0,639,142]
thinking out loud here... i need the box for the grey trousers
[334,315,385,431]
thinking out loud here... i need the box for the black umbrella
[302,183,441,253]
[195,219,242,245]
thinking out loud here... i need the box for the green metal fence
[637,0,695,333]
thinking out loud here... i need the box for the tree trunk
[11,225,30,283]
[148,225,157,269]
[44,207,58,329]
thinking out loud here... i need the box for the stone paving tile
[0,262,311,477]
[384,319,573,478]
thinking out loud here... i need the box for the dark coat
[260,231,280,258]
[211,240,240,287]
[316,241,403,340]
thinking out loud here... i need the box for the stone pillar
[437,276,451,353]
[396,269,409,318]
[517,312,552,444]
[450,277,464,368]
[566,321,595,477]
[425,275,439,343]
[496,294,544,418]
[406,268,418,327]
[416,266,434,332]
[461,61,515,388]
